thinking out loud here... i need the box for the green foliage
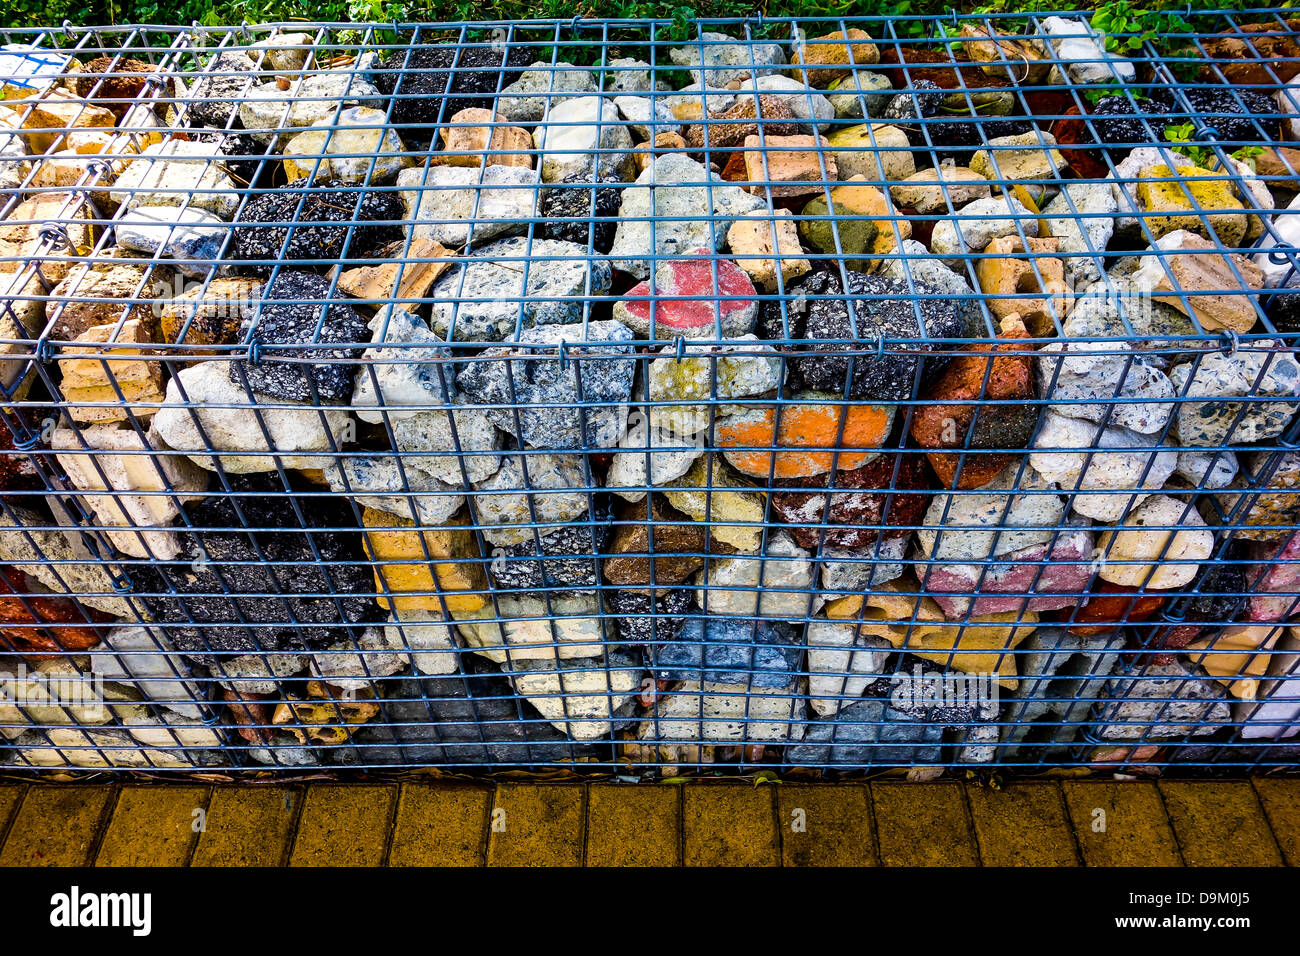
[1163,120,1214,168]
[1091,1,1190,54]
[1083,79,1147,106]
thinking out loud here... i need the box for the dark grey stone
[371,43,532,136]
[227,271,368,402]
[650,617,802,690]
[760,270,962,401]
[332,664,602,765]
[608,587,695,644]
[455,320,636,449]
[882,79,942,121]
[788,697,944,766]
[541,171,625,253]
[130,473,381,665]
[487,516,610,592]
[231,179,404,270]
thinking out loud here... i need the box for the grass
[0,0,1286,49]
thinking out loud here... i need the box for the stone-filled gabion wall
[1,12,1299,773]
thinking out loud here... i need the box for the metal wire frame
[0,11,1299,775]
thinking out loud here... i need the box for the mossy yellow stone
[800,179,910,272]
[1136,164,1247,246]
[825,124,914,182]
[662,455,766,552]
[825,580,1037,688]
[362,507,487,612]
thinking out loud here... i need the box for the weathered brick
[95,785,209,867]
[1061,780,1183,866]
[872,782,979,866]
[487,784,586,867]
[389,784,491,867]
[683,785,779,867]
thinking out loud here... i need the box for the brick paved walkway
[0,779,1295,866]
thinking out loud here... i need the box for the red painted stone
[616,255,758,338]
[924,525,1094,619]
[770,453,933,551]
[0,567,109,658]
[1065,580,1167,637]
[1247,533,1300,622]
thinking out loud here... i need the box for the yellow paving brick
[872,782,980,866]
[966,783,1080,866]
[587,785,680,867]
[389,784,491,867]
[1158,781,1284,867]
[0,786,26,843]
[1062,781,1183,867]
[95,785,210,867]
[683,785,779,867]
[192,787,301,867]
[1252,779,1300,866]
[487,784,586,867]
[289,785,396,867]
[778,784,876,866]
[0,786,115,867]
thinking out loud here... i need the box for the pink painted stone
[923,526,1095,619]
[1247,532,1300,622]
[613,255,758,338]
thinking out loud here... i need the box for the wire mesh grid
[0,9,1298,775]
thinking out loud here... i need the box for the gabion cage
[0,9,1299,774]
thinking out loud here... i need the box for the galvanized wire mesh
[0,10,1299,773]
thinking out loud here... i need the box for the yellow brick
[487,784,586,867]
[1158,781,1283,867]
[191,787,301,867]
[1252,778,1300,866]
[1061,781,1183,867]
[872,782,979,866]
[683,785,779,867]
[362,507,488,612]
[0,786,115,866]
[965,783,1080,866]
[389,784,491,867]
[779,784,876,866]
[18,88,116,152]
[95,785,209,867]
[289,785,396,867]
[0,785,26,842]
[587,785,680,866]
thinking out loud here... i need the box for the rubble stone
[693,531,822,619]
[771,454,930,551]
[428,236,608,341]
[1029,410,1179,522]
[613,254,758,339]
[455,319,634,449]
[608,153,765,279]
[151,360,354,473]
[662,455,767,552]
[1168,346,1300,447]
[362,508,488,614]
[715,394,895,479]
[471,452,591,548]
[52,424,207,560]
[397,162,539,249]
[282,105,415,183]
